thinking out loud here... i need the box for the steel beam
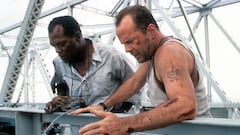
[0,0,45,104]
[0,107,240,135]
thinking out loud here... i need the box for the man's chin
[137,60,144,63]
[60,57,70,63]
[136,57,146,63]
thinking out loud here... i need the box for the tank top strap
[159,36,181,46]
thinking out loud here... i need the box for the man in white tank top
[71,5,210,135]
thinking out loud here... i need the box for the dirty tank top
[147,36,210,117]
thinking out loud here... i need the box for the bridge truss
[0,0,240,118]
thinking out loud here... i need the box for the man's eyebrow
[123,38,133,43]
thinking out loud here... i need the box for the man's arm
[79,42,197,134]
[123,41,197,131]
[104,61,149,108]
[71,62,149,114]
[50,58,69,96]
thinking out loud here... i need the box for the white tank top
[147,38,210,117]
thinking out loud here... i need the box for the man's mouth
[60,56,68,61]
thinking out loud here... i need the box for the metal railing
[0,106,240,135]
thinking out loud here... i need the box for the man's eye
[125,40,133,44]
[56,43,65,47]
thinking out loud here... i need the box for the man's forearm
[104,63,149,108]
[120,97,197,132]
[104,77,141,108]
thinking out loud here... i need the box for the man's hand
[70,105,104,115]
[44,96,86,113]
[79,110,130,135]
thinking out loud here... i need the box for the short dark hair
[115,5,159,33]
[48,15,82,37]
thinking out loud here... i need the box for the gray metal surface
[0,107,240,135]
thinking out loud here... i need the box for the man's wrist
[99,102,108,111]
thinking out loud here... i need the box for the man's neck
[73,44,93,76]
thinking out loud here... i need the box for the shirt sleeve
[50,57,69,96]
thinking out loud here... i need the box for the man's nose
[55,47,61,54]
[124,45,132,52]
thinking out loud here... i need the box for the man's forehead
[49,25,66,45]
[52,25,64,34]
[116,16,137,40]
[117,16,134,32]
[119,15,134,27]
[49,25,65,40]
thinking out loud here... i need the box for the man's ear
[74,31,81,42]
[147,24,157,38]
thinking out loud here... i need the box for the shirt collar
[92,43,102,63]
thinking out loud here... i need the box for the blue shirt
[52,43,141,106]
[51,43,142,135]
